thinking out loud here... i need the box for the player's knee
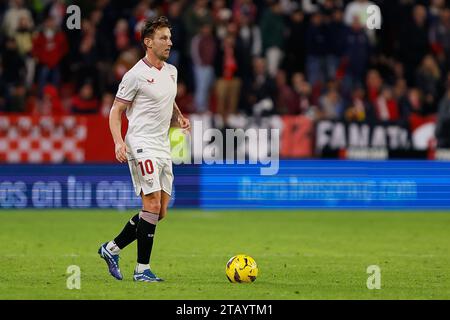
[143,199,161,214]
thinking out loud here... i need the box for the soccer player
[98,16,190,282]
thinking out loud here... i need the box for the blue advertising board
[200,161,450,209]
[0,164,200,209]
[0,161,449,210]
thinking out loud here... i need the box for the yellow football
[225,254,258,283]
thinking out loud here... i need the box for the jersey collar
[142,57,164,71]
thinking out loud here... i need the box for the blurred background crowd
[0,0,449,142]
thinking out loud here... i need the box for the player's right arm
[109,100,129,163]
[111,71,138,163]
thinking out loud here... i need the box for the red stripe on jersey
[115,96,132,104]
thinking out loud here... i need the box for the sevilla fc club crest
[146,178,154,187]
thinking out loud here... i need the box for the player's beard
[156,49,170,62]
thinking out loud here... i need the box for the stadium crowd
[0,0,449,143]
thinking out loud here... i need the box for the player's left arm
[171,101,190,131]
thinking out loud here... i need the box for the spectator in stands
[344,86,372,122]
[183,0,213,49]
[167,0,186,68]
[285,8,306,74]
[13,15,34,89]
[397,5,429,85]
[214,33,242,126]
[81,8,111,91]
[89,8,110,60]
[274,69,296,114]
[428,0,446,26]
[430,7,450,67]
[114,19,131,53]
[429,8,450,72]
[245,57,276,116]
[74,19,99,87]
[175,81,195,114]
[14,16,36,89]
[344,0,378,45]
[45,0,67,29]
[8,84,27,113]
[1,37,26,89]
[100,92,114,118]
[232,0,258,26]
[39,84,65,115]
[320,0,344,17]
[70,82,99,114]
[374,87,400,122]
[399,88,426,121]
[392,60,405,82]
[394,78,407,100]
[435,72,450,148]
[191,23,216,114]
[416,54,442,113]
[260,0,285,77]
[366,69,383,106]
[301,0,322,15]
[342,16,370,94]
[1,37,27,113]
[1,0,34,38]
[235,10,262,92]
[291,72,315,116]
[113,47,140,84]
[392,77,413,125]
[130,1,158,44]
[326,9,347,82]
[318,81,344,120]
[211,0,232,41]
[32,16,68,97]
[305,12,328,87]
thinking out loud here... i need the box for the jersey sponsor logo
[137,148,143,153]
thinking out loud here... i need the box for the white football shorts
[128,157,173,196]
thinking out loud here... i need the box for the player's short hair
[141,16,171,47]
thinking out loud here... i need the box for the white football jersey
[115,58,177,160]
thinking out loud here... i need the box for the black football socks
[136,216,157,265]
[113,213,140,249]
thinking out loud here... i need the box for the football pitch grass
[0,209,449,300]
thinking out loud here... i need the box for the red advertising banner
[0,114,313,163]
[280,115,313,158]
[0,114,119,163]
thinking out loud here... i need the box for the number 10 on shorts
[138,159,154,176]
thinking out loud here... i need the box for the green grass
[0,209,449,300]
